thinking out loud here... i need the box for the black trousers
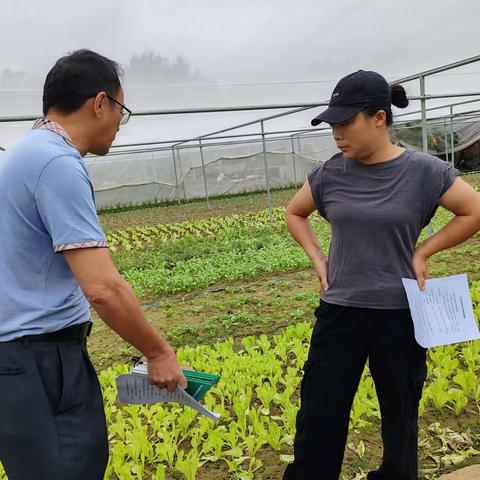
[283,301,427,480]
[0,337,108,480]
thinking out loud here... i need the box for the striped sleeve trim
[54,241,109,252]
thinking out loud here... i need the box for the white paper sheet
[115,373,221,422]
[402,273,480,348]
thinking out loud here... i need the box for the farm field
[2,177,479,479]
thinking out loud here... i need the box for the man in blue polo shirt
[0,50,187,480]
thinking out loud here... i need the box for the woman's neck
[357,139,405,165]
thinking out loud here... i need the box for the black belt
[14,322,93,343]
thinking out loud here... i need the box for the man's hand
[412,249,428,291]
[146,346,188,393]
[312,254,329,293]
[139,355,193,373]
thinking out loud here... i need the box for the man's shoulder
[0,131,85,196]
[6,129,80,166]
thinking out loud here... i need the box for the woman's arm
[413,177,480,289]
[285,181,329,291]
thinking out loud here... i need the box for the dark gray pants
[0,338,108,480]
[283,301,427,480]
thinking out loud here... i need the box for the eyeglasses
[106,95,132,125]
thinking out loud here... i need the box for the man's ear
[92,91,108,119]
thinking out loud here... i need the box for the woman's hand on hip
[312,255,329,292]
[412,249,428,291]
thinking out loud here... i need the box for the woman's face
[330,111,387,160]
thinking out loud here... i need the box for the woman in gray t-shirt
[282,71,480,480]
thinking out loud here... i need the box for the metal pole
[3,92,480,125]
[171,147,180,204]
[291,135,298,186]
[394,96,480,120]
[420,76,428,154]
[393,54,480,84]
[199,139,211,208]
[114,126,331,150]
[298,135,305,179]
[106,108,480,155]
[420,75,433,236]
[261,121,273,222]
[175,147,186,200]
[172,104,323,149]
[450,105,455,166]
[444,119,449,163]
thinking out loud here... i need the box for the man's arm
[63,247,187,392]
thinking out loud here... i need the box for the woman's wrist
[308,251,326,263]
[414,244,431,259]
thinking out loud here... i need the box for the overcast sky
[0,0,480,145]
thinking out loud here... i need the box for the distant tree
[123,51,204,86]
[0,69,37,89]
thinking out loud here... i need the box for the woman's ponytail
[391,84,409,109]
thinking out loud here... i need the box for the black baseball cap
[311,70,391,126]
